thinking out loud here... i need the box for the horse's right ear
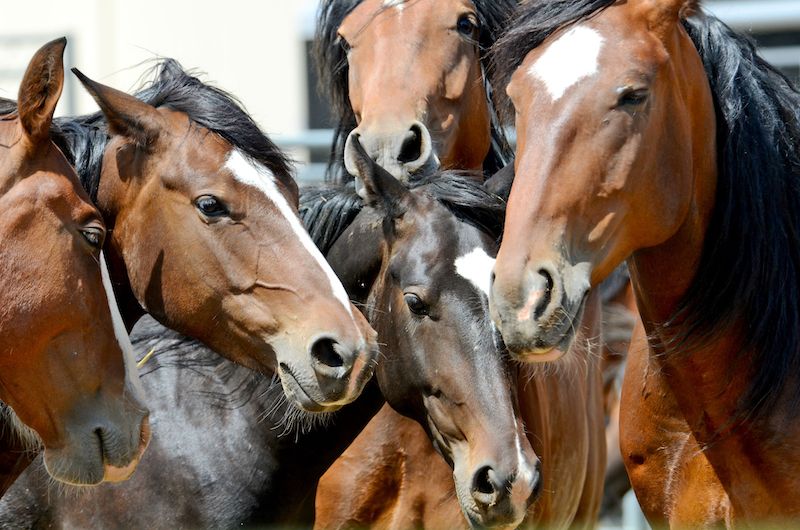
[18,37,66,145]
[347,134,413,218]
[71,68,163,148]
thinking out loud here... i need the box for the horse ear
[71,68,163,148]
[641,0,701,37]
[17,37,66,145]
[348,134,413,218]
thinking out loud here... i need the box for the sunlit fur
[313,0,516,182]
[492,1,800,425]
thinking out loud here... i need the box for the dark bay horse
[0,139,540,529]
[309,142,605,529]
[0,60,377,497]
[0,38,149,486]
[490,0,800,525]
[315,0,514,183]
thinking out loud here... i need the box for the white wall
[1,0,320,142]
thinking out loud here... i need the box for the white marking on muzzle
[513,417,535,485]
[225,150,355,319]
[99,251,146,397]
[455,247,496,297]
[529,26,604,101]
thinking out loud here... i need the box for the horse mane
[493,0,800,425]
[51,59,294,201]
[313,0,516,182]
[676,13,800,424]
[300,172,505,254]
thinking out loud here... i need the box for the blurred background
[2,0,799,185]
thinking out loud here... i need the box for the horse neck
[626,120,791,513]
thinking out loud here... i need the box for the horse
[314,0,515,184]
[0,60,378,496]
[306,140,604,529]
[489,0,800,525]
[0,38,149,487]
[0,137,541,529]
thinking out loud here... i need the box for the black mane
[51,59,294,201]
[300,172,505,255]
[493,1,800,425]
[313,0,516,182]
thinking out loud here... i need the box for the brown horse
[490,0,800,526]
[61,62,377,412]
[315,0,514,183]
[0,38,149,486]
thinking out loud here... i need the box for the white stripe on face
[455,247,496,297]
[225,150,354,317]
[99,251,145,396]
[529,26,604,102]
[383,0,405,11]
[513,416,535,484]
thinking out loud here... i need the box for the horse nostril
[310,338,345,369]
[533,268,554,320]
[471,465,505,508]
[398,124,424,164]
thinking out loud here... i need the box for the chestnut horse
[490,0,800,526]
[0,60,377,496]
[314,0,514,183]
[0,38,149,486]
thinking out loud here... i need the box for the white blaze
[529,26,604,101]
[225,150,354,317]
[455,247,496,297]
[99,251,146,396]
[383,0,405,11]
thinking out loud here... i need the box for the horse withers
[490,0,800,525]
[0,38,148,487]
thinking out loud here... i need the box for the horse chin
[277,363,345,414]
[505,297,586,364]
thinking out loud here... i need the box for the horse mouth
[278,364,343,413]
[506,294,587,363]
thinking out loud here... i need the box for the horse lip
[507,295,586,362]
[279,365,342,413]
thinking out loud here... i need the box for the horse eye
[456,15,478,37]
[195,195,229,218]
[80,226,104,249]
[617,88,649,108]
[404,293,429,316]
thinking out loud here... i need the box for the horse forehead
[454,246,495,297]
[527,24,607,102]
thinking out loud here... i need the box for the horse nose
[471,464,507,509]
[343,121,435,183]
[309,336,359,394]
[470,459,541,523]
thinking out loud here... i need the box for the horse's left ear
[347,134,414,219]
[71,68,164,149]
[17,37,67,146]
[642,0,701,37]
